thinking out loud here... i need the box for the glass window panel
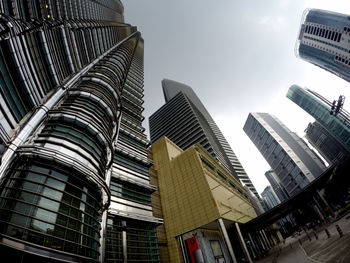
[42,187,63,201]
[13,202,35,216]
[38,197,60,212]
[51,170,68,182]
[46,178,65,191]
[26,172,46,183]
[31,219,54,233]
[34,208,57,224]
[10,213,30,228]
[22,181,43,194]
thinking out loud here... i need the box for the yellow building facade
[151,137,257,263]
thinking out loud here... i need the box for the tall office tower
[305,121,350,164]
[265,169,289,202]
[296,9,350,82]
[287,85,350,153]
[0,2,161,263]
[261,186,280,210]
[243,113,326,196]
[149,79,259,198]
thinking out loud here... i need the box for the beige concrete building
[151,137,257,263]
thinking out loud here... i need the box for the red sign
[186,237,199,263]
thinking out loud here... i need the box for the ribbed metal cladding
[0,1,162,262]
[0,32,141,262]
[106,37,162,263]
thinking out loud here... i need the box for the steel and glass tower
[287,85,350,154]
[149,79,259,198]
[296,9,350,82]
[0,1,160,263]
[243,113,326,196]
[305,121,350,164]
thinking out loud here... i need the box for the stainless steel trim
[0,32,139,179]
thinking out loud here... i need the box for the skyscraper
[264,169,289,202]
[287,85,350,152]
[296,9,350,82]
[149,79,259,198]
[261,186,280,210]
[243,113,326,196]
[0,2,160,262]
[305,121,350,164]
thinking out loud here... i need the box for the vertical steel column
[262,230,273,248]
[217,218,237,263]
[317,190,335,217]
[259,231,269,250]
[178,235,189,263]
[122,221,127,263]
[312,197,326,221]
[235,223,252,263]
[248,233,258,254]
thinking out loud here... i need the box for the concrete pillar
[235,223,253,263]
[217,218,237,263]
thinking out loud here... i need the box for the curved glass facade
[0,156,103,260]
[0,1,162,262]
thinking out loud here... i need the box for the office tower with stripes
[296,9,350,82]
[0,1,160,263]
[243,113,326,197]
[149,79,259,198]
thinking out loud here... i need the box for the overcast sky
[124,0,350,194]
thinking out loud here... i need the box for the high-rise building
[261,186,280,210]
[264,169,289,202]
[149,79,259,198]
[296,9,350,82]
[243,113,326,196]
[151,137,257,263]
[287,85,350,152]
[0,2,161,263]
[305,121,350,164]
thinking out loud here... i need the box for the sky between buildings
[124,0,350,194]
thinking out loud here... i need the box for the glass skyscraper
[0,1,161,262]
[261,186,280,210]
[149,79,259,198]
[287,85,350,154]
[305,121,350,165]
[296,9,350,82]
[264,169,289,203]
[243,113,326,197]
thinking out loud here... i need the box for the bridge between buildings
[237,159,350,262]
